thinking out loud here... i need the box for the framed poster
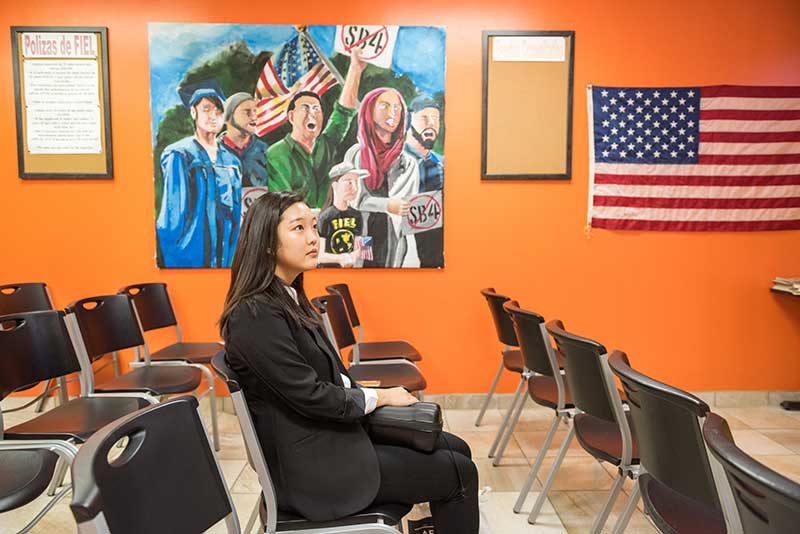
[481,30,574,180]
[11,26,113,178]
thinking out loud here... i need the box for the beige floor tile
[760,429,800,454]
[752,454,800,484]
[537,456,614,491]
[218,459,248,489]
[548,490,658,533]
[711,408,751,430]
[459,430,525,459]
[215,432,249,460]
[481,490,566,533]
[731,429,795,456]
[718,407,800,430]
[515,429,587,461]
[476,458,537,492]
[0,491,76,534]
[232,464,262,494]
[444,408,505,433]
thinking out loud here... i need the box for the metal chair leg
[245,499,260,534]
[611,479,641,534]
[528,423,575,524]
[17,484,72,534]
[475,361,505,426]
[112,350,121,378]
[56,376,69,406]
[34,379,52,413]
[514,414,562,513]
[46,456,70,496]
[488,375,525,458]
[492,390,528,466]
[591,472,626,533]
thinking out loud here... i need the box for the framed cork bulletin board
[481,30,574,180]
[11,26,113,178]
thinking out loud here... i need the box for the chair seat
[504,349,566,374]
[0,450,59,513]
[348,363,427,392]
[5,396,150,442]
[265,499,411,532]
[347,341,422,362]
[639,473,726,534]
[96,366,202,395]
[528,374,573,410]
[151,341,222,364]
[573,412,640,466]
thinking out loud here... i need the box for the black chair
[312,294,427,394]
[544,321,640,533]
[499,302,576,522]
[609,352,740,534]
[0,282,70,412]
[0,309,150,531]
[65,294,220,450]
[211,351,410,534]
[118,282,223,364]
[326,283,422,364]
[704,412,799,533]
[69,396,240,534]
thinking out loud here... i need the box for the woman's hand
[376,387,419,408]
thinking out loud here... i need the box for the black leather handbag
[365,402,442,453]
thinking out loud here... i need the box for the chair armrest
[87,392,160,405]
[0,438,78,463]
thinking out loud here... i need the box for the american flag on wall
[254,33,338,136]
[587,85,800,231]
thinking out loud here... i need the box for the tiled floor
[4,397,800,533]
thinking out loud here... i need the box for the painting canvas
[148,23,446,269]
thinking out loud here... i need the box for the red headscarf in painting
[357,87,407,191]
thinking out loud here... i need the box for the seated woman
[219,191,479,533]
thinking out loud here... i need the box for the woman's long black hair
[219,191,320,338]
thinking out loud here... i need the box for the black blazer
[224,297,379,521]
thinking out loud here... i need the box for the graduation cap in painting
[177,79,225,110]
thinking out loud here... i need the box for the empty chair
[704,412,800,533]
[65,294,220,450]
[542,321,640,533]
[118,282,223,364]
[312,294,427,394]
[211,351,410,534]
[1,309,151,530]
[0,282,69,411]
[326,283,422,363]
[69,396,240,534]
[499,302,575,522]
[609,352,741,534]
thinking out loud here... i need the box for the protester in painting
[219,92,268,188]
[316,162,369,268]
[404,95,444,268]
[265,43,366,210]
[157,85,243,268]
[343,88,421,268]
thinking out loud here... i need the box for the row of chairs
[477,288,800,533]
[0,282,223,532]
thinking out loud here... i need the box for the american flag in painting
[588,85,800,231]
[254,34,338,136]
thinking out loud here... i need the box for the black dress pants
[371,431,479,534]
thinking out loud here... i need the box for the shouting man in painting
[157,87,242,268]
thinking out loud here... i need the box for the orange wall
[2,0,799,395]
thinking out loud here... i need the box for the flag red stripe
[702,86,800,98]
[594,173,800,186]
[699,131,800,143]
[699,109,800,121]
[593,196,800,209]
[592,218,800,231]
[697,154,800,165]
[258,64,282,98]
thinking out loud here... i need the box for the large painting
[148,23,446,269]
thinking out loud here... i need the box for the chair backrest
[65,294,146,359]
[480,288,518,347]
[118,283,178,331]
[608,351,723,513]
[69,395,239,534]
[704,412,800,533]
[502,301,556,377]
[0,283,53,315]
[0,310,82,401]
[326,283,361,328]
[211,351,280,534]
[545,320,616,423]
[311,294,356,350]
